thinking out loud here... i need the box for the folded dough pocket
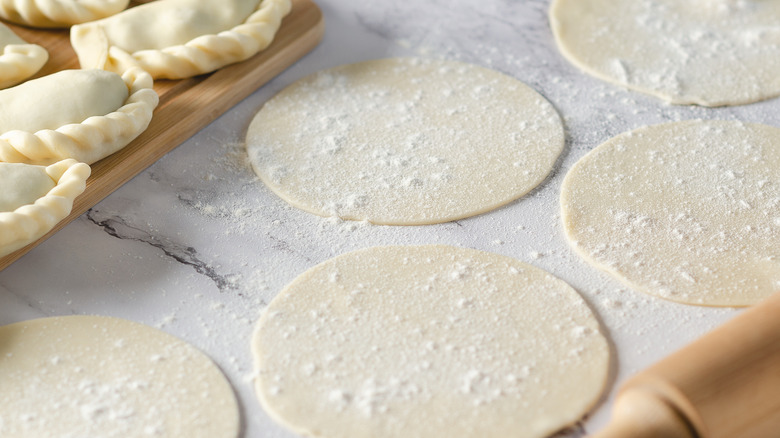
[0,159,90,257]
[0,0,129,28]
[0,163,55,212]
[0,22,47,89]
[70,0,292,79]
[0,68,158,165]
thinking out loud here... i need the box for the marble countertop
[4,0,776,436]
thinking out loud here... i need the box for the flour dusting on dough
[246,58,564,225]
[0,316,239,438]
[550,0,780,106]
[561,120,780,306]
[252,245,609,438]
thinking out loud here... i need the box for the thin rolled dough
[253,245,610,438]
[561,120,780,306]
[246,57,565,225]
[0,315,239,438]
[550,0,780,106]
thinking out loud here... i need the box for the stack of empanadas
[0,0,291,258]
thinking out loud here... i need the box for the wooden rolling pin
[591,291,780,438]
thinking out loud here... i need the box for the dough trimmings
[0,158,89,257]
[0,0,129,28]
[550,0,780,106]
[0,67,158,165]
[0,22,47,89]
[0,315,240,437]
[246,57,565,225]
[253,245,610,438]
[561,120,780,306]
[70,0,292,79]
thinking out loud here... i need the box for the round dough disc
[246,58,564,225]
[561,120,780,306]
[252,245,610,438]
[0,315,239,438]
[550,0,780,106]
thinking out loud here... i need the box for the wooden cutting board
[0,0,324,272]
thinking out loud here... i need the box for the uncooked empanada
[70,0,291,79]
[0,0,129,28]
[0,162,54,212]
[0,22,47,89]
[0,67,158,165]
[0,159,90,257]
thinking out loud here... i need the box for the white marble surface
[5,0,777,436]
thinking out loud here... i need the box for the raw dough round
[253,245,610,438]
[0,315,239,438]
[246,58,565,225]
[561,120,780,306]
[550,0,780,106]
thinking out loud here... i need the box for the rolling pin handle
[589,386,696,438]
[591,291,780,438]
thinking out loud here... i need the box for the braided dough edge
[0,43,48,89]
[0,159,90,257]
[0,0,129,28]
[72,0,292,79]
[0,67,159,165]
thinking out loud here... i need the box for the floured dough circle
[561,120,780,306]
[253,245,610,438]
[246,58,565,225]
[550,0,780,106]
[0,315,239,438]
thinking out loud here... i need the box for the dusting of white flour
[561,120,780,306]
[245,57,564,225]
[252,245,609,438]
[551,0,780,106]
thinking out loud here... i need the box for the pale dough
[0,69,127,134]
[253,245,610,438]
[0,68,158,165]
[246,58,565,225]
[561,120,780,306]
[0,0,129,28]
[70,0,292,79]
[0,22,47,89]
[550,0,780,106]
[0,159,89,257]
[0,315,239,437]
[0,162,55,212]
